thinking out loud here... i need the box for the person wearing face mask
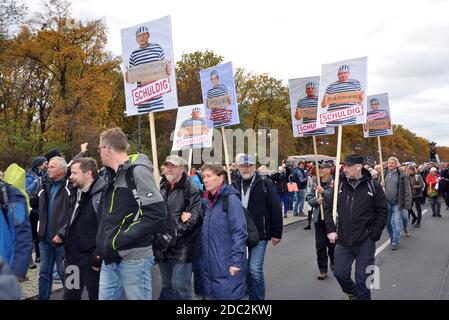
[325,154,388,300]
[234,154,282,300]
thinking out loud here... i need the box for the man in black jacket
[63,158,106,300]
[235,154,283,300]
[325,154,388,300]
[37,156,72,300]
[155,155,204,300]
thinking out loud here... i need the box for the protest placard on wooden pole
[313,136,325,220]
[221,127,232,185]
[149,112,161,186]
[378,136,385,185]
[188,148,193,175]
[332,126,343,224]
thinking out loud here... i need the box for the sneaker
[413,223,420,228]
[391,243,399,250]
[284,214,288,218]
[411,217,417,225]
[317,272,328,280]
[405,229,411,237]
[294,213,299,217]
[303,225,311,230]
[437,214,442,217]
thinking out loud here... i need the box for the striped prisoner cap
[136,26,149,36]
[305,81,317,89]
[338,64,350,73]
[370,98,379,104]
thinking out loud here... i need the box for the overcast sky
[27,0,449,146]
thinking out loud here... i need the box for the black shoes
[413,223,420,228]
[304,225,311,230]
[411,217,417,225]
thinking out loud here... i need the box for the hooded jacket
[96,154,166,265]
[325,168,388,246]
[200,184,247,300]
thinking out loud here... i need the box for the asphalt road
[49,202,449,300]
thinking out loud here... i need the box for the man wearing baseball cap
[154,155,203,300]
[320,64,364,126]
[177,106,209,138]
[125,25,171,113]
[234,154,282,300]
[364,97,390,137]
[325,154,387,300]
[306,160,335,280]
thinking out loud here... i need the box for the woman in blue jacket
[200,163,247,300]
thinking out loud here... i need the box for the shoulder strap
[0,182,9,227]
[183,178,191,212]
[260,176,267,193]
[367,180,376,195]
[222,193,229,212]
[124,166,142,222]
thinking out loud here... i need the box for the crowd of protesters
[1,127,448,300]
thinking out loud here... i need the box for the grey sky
[27,0,449,146]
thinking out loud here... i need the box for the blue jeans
[278,192,289,215]
[288,192,295,210]
[99,256,154,300]
[38,241,65,300]
[401,209,408,231]
[159,262,192,300]
[247,240,268,300]
[333,237,376,300]
[387,203,402,244]
[294,190,306,214]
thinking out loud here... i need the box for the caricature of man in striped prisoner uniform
[295,81,326,136]
[365,97,389,137]
[321,64,363,126]
[206,70,232,127]
[126,26,170,114]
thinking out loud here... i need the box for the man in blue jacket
[293,161,308,216]
[0,181,33,283]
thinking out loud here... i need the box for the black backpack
[124,166,178,252]
[222,193,260,248]
[0,182,10,227]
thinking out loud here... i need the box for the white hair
[50,156,67,174]
[388,157,400,166]
[430,167,438,172]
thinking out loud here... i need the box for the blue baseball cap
[239,154,256,165]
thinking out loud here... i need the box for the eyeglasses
[97,146,107,154]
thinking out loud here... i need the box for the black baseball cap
[343,154,364,165]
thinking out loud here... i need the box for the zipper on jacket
[263,216,267,238]
[124,209,142,233]
[112,212,134,250]
[109,186,116,213]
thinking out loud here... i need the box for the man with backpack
[325,154,388,300]
[154,155,204,300]
[26,156,48,265]
[234,154,282,300]
[0,180,33,283]
[96,128,166,300]
[63,158,106,300]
